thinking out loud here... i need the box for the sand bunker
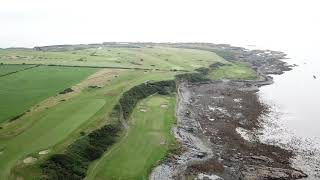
[160,104,168,109]
[23,157,37,164]
[39,149,50,155]
[160,140,166,145]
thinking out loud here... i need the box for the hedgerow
[41,125,119,180]
[175,73,209,83]
[194,67,210,75]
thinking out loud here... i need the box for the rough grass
[208,62,257,80]
[86,95,177,180]
[0,66,98,123]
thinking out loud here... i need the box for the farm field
[86,95,176,180]
[0,65,98,123]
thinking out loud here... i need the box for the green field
[0,66,98,123]
[86,95,176,180]
[0,47,224,71]
[209,62,257,80]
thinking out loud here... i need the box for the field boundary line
[0,64,40,78]
[0,63,189,72]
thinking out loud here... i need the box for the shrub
[195,67,210,75]
[80,131,86,136]
[209,62,226,69]
[41,125,119,180]
[175,73,209,83]
[41,154,87,180]
[9,112,25,122]
[59,88,73,95]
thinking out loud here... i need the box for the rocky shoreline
[150,44,308,180]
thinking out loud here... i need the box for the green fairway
[0,66,97,123]
[86,95,176,180]
[0,47,224,71]
[0,98,105,180]
[209,62,257,80]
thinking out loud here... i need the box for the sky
[1,0,320,48]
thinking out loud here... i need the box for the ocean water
[256,45,320,179]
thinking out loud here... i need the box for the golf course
[0,43,257,180]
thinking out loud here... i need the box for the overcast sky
[1,0,319,49]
